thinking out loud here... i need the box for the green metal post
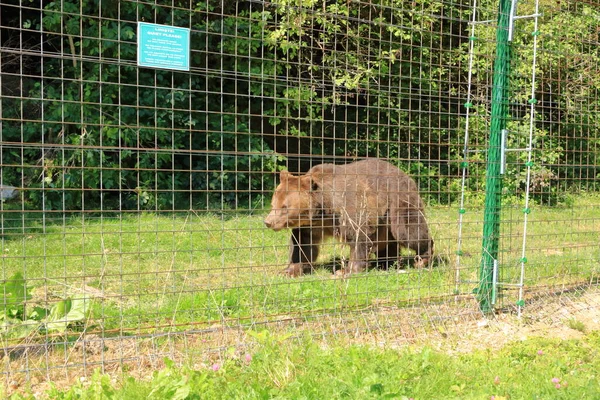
[477,0,513,313]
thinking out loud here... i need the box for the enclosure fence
[1,0,599,387]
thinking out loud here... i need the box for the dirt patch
[398,286,600,354]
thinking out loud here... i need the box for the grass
[567,318,587,333]
[7,330,600,399]
[1,195,600,397]
[1,195,599,337]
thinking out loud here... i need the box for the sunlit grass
[18,331,600,400]
[1,195,599,333]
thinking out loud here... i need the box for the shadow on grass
[302,253,450,275]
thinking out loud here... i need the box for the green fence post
[477,0,513,313]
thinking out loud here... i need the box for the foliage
[0,273,91,340]
[0,273,38,339]
[460,0,600,204]
[1,0,598,212]
[3,0,281,211]
[259,0,465,203]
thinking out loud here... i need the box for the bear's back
[309,159,419,199]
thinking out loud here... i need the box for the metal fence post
[477,0,513,313]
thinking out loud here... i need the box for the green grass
[1,195,599,335]
[8,330,600,399]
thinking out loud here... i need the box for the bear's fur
[264,159,433,276]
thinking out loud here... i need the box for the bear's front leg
[284,227,322,277]
[336,240,370,276]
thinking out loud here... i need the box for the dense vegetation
[1,0,598,211]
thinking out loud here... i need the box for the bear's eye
[281,204,288,210]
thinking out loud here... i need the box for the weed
[567,318,587,333]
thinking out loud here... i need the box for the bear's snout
[264,218,273,229]
[264,214,283,231]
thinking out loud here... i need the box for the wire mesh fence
[0,0,599,386]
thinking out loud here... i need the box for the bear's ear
[306,173,321,191]
[297,175,320,192]
[279,170,291,181]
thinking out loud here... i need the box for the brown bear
[264,159,433,276]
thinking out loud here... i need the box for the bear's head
[264,170,319,231]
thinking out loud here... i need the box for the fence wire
[0,0,599,387]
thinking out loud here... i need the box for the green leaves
[1,273,38,339]
[46,296,90,333]
[0,273,92,340]
[0,272,31,320]
[6,0,598,214]
[148,359,192,400]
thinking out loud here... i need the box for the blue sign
[137,22,191,71]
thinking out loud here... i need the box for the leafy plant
[0,272,30,320]
[0,273,91,340]
[567,318,586,333]
[147,358,194,400]
[0,273,39,339]
[45,295,91,333]
[3,0,598,214]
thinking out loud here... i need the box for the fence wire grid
[1,0,599,386]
